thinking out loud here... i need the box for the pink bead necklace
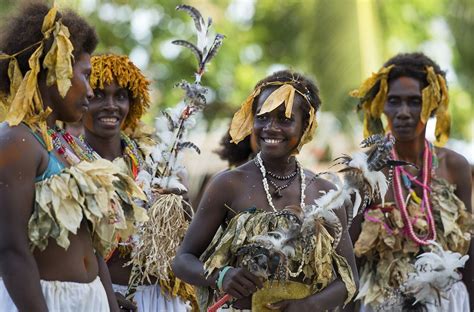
[392,140,436,245]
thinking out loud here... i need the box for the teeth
[264,138,282,144]
[100,117,118,124]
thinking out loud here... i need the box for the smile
[263,138,283,144]
[99,117,119,125]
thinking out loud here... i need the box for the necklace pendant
[274,189,283,197]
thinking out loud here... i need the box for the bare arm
[447,152,473,307]
[0,126,48,311]
[96,254,120,312]
[172,171,231,288]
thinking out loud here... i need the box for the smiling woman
[80,54,197,311]
[172,70,359,311]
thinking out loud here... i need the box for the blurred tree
[0,0,471,142]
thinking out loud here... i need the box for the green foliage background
[1,0,472,141]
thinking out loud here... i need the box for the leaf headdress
[229,78,318,154]
[351,64,450,146]
[0,5,75,150]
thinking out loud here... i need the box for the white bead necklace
[255,152,306,212]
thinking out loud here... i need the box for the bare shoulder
[436,147,470,171]
[0,123,42,169]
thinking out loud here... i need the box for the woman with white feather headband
[172,70,368,311]
[350,52,473,312]
[79,54,197,311]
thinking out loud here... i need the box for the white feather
[348,152,388,204]
[403,241,469,306]
[250,230,296,258]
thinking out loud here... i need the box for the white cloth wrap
[113,283,190,312]
[0,276,109,312]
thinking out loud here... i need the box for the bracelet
[216,266,233,292]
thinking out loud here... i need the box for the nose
[395,102,410,120]
[85,81,94,101]
[104,95,119,111]
[263,117,278,131]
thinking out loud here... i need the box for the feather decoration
[126,4,224,298]
[138,4,224,193]
[402,241,469,307]
[174,4,224,81]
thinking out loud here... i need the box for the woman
[350,52,473,311]
[81,54,196,311]
[0,3,129,311]
[173,70,359,311]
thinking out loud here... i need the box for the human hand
[266,298,318,312]
[115,292,137,312]
[152,187,186,196]
[221,267,263,299]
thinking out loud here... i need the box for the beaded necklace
[392,140,436,245]
[254,152,306,212]
[79,132,144,178]
[48,127,95,165]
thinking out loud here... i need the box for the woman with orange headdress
[80,54,197,311]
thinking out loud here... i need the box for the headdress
[351,65,450,146]
[229,80,318,154]
[0,5,74,151]
[89,54,151,130]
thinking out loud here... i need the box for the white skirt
[0,276,109,312]
[113,283,190,312]
[360,281,470,312]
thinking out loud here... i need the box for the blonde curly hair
[89,54,151,130]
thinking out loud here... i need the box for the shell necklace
[254,152,306,212]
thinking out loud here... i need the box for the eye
[116,91,129,101]
[94,90,104,99]
[280,114,293,122]
[387,97,400,105]
[409,98,422,106]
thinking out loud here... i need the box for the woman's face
[82,80,130,139]
[253,87,305,159]
[384,76,425,142]
[54,53,93,122]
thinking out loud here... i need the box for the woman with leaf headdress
[79,54,197,311]
[0,3,144,311]
[173,70,360,311]
[350,52,473,311]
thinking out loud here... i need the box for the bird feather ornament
[142,5,224,193]
[173,4,225,82]
[402,241,469,307]
[126,4,224,299]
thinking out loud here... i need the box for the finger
[241,269,264,289]
[266,300,288,310]
[235,275,258,293]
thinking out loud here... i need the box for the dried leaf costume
[351,64,473,310]
[0,6,147,258]
[197,80,356,311]
[87,54,197,309]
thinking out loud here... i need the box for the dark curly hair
[384,52,446,89]
[251,70,321,132]
[215,131,254,167]
[0,1,98,95]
